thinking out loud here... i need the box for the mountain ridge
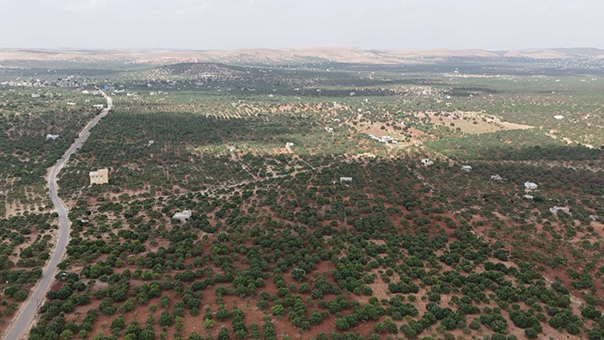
[1,47,603,65]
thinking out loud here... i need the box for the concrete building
[340,177,353,184]
[550,206,571,215]
[89,168,109,185]
[93,104,104,109]
[554,115,565,120]
[524,182,538,191]
[381,136,398,143]
[46,134,60,141]
[172,210,192,222]
[421,158,434,166]
[523,195,534,200]
[491,174,503,181]
[461,165,473,172]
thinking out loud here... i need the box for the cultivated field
[1,53,604,340]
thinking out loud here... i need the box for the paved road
[3,92,112,340]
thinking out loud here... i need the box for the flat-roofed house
[89,168,109,185]
[340,177,353,184]
[173,210,192,222]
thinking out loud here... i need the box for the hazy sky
[0,0,602,50]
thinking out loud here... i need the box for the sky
[0,0,602,50]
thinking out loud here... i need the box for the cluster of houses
[417,162,587,219]
[2,76,85,88]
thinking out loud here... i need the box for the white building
[550,206,571,215]
[340,177,353,184]
[325,127,334,133]
[46,134,60,141]
[66,102,76,106]
[285,142,294,148]
[421,158,434,166]
[93,104,104,109]
[381,136,398,143]
[524,182,538,191]
[491,174,503,181]
[31,93,40,98]
[461,165,473,172]
[553,115,565,120]
[172,210,192,222]
[523,195,534,200]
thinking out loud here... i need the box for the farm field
[1,54,604,340]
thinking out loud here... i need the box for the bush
[524,328,538,339]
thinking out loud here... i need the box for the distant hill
[1,47,604,65]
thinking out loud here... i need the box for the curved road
[3,92,112,340]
